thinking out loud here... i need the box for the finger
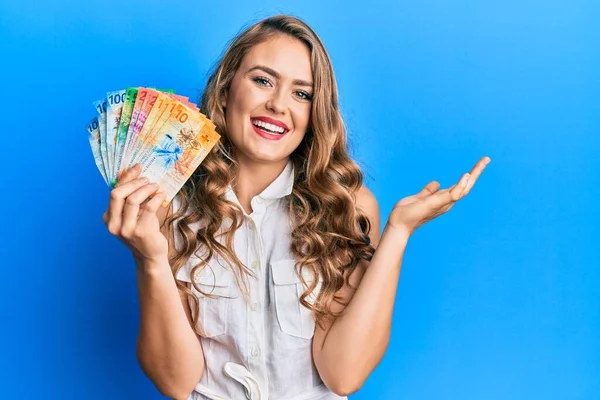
[453,173,471,201]
[429,173,470,209]
[415,181,441,199]
[137,191,168,227]
[146,191,168,215]
[136,191,164,217]
[111,176,151,199]
[463,156,491,195]
[121,183,161,236]
[442,157,490,200]
[114,163,143,188]
[106,177,150,234]
[473,156,491,172]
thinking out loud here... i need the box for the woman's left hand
[386,156,491,236]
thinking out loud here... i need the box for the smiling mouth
[251,119,288,135]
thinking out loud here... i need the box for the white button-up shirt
[173,160,347,400]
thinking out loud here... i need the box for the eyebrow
[246,65,313,88]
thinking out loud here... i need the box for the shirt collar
[258,158,295,200]
[225,159,295,205]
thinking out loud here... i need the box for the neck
[232,155,289,214]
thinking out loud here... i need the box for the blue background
[1,0,598,398]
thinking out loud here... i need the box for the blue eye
[252,75,312,101]
[296,91,313,101]
[253,76,271,86]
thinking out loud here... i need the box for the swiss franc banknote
[86,117,109,185]
[87,87,220,205]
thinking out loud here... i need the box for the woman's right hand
[102,164,169,265]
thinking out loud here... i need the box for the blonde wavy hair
[166,14,375,331]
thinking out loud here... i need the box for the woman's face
[223,34,313,165]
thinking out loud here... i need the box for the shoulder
[356,185,378,214]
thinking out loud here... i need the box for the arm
[313,185,409,396]
[135,203,205,400]
[313,157,489,395]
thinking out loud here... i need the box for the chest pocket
[271,259,318,340]
[189,259,235,338]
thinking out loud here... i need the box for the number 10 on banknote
[86,87,220,206]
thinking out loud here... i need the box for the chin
[246,150,286,164]
[237,136,290,163]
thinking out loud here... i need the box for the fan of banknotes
[86,87,220,205]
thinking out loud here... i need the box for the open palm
[387,157,491,236]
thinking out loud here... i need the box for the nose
[266,87,286,115]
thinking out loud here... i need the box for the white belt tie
[193,362,332,400]
[193,362,266,400]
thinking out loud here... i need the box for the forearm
[135,259,204,399]
[320,224,410,390]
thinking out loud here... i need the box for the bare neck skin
[231,154,289,214]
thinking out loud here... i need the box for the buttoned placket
[245,196,269,395]
[186,161,311,400]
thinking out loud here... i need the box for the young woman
[103,14,490,400]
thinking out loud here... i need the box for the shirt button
[251,346,260,357]
[251,260,259,269]
[251,302,259,311]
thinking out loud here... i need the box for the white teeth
[252,119,285,134]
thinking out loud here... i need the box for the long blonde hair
[167,14,375,331]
